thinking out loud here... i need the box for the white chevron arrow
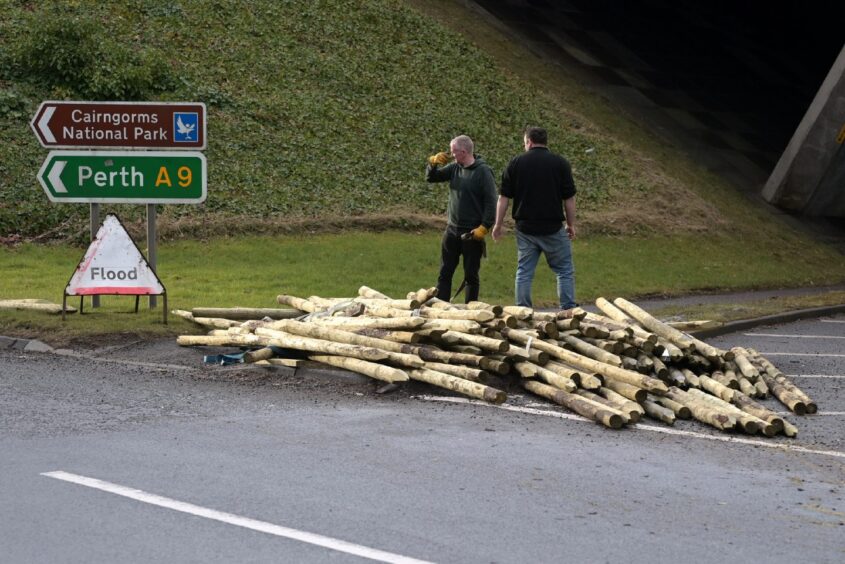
[37,105,57,144]
[48,160,67,193]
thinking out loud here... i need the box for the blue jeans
[515,229,576,309]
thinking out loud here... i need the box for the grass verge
[2,231,844,346]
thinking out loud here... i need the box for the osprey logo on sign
[174,112,198,142]
[66,214,165,296]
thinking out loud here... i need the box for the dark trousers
[436,226,484,303]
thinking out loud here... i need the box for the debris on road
[175,286,817,437]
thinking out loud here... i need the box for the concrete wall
[762,45,845,214]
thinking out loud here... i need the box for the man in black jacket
[492,126,577,314]
[426,134,497,303]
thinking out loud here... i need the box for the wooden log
[559,335,623,366]
[651,395,691,419]
[595,297,635,323]
[441,331,509,353]
[738,377,757,398]
[0,299,77,314]
[731,392,785,435]
[575,390,633,424]
[423,297,454,310]
[479,357,511,375]
[642,399,676,425]
[582,337,624,355]
[503,328,666,393]
[419,319,482,333]
[666,320,722,331]
[176,334,268,347]
[276,294,318,313]
[419,306,494,323]
[699,374,736,403]
[730,348,761,380]
[681,368,701,388]
[612,297,695,351]
[760,373,807,415]
[258,358,304,368]
[354,329,421,344]
[782,419,799,438]
[355,298,421,310]
[310,354,409,383]
[523,381,624,429]
[466,301,504,316]
[408,345,484,368]
[687,389,771,435]
[266,320,412,355]
[189,316,242,329]
[501,344,549,366]
[578,322,611,339]
[711,370,739,390]
[515,362,577,392]
[597,387,644,421]
[407,287,438,303]
[243,346,278,363]
[423,362,490,383]
[408,368,506,404]
[556,318,581,331]
[754,378,769,398]
[667,368,687,388]
[448,345,483,356]
[503,306,533,320]
[543,361,592,389]
[650,355,669,379]
[308,316,426,330]
[772,374,817,414]
[358,285,390,299]
[664,389,737,431]
[636,353,655,374]
[191,307,307,321]
[604,379,647,403]
[658,339,684,362]
[251,328,390,362]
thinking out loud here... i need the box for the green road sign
[37,150,206,204]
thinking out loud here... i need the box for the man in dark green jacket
[426,134,497,303]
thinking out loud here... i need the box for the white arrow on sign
[48,160,67,193]
[37,105,57,144]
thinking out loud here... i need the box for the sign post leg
[90,203,100,308]
[147,204,157,309]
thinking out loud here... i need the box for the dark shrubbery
[13,8,174,100]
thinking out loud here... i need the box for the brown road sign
[31,101,206,150]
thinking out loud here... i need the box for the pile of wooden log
[174,286,816,437]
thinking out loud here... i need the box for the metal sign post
[31,100,207,317]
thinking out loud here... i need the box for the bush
[14,8,174,100]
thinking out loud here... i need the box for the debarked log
[523,380,624,429]
[407,368,506,404]
[191,307,303,320]
[502,328,666,393]
[250,329,389,362]
[176,334,269,347]
[309,354,409,383]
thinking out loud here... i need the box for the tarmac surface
[2,286,844,563]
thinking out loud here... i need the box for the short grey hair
[451,135,474,154]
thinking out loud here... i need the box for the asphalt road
[1,315,843,563]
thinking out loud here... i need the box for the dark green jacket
[425,156,497,229]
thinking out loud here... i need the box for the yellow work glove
[427,151,450,166]
[470,225,488,241]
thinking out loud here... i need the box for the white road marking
[760,352,845,358]
[821,319,845,323]
[416,396,845,459]
[787,374,845,379]
[744,332,845,339]
[41,471,432,564]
